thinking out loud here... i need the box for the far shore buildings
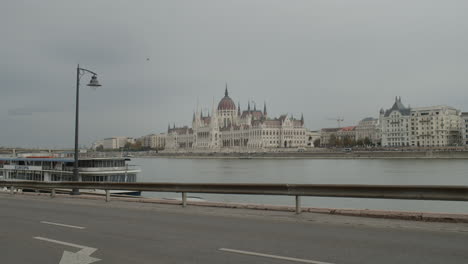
[380,97,462,147]
[319,97,464,148]
[336,126,356,142]
[140,133,166,150]
[461,112,468,146]
[320,126,358,146]
[165,87,307,151]
[92,137,135,150]
[306,130,321,147]
[379,97,411,147]
[319,128,340,146]
[355,117,380,145]
[410,106,461,147]
[91,95,467,151]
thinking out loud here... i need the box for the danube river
[135,158,468,214]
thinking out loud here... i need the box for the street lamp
[72,64,101,195]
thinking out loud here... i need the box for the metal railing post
[106,190,110,202]
[295,195,301,214]
[182,192,187,207]
[51,189,56,198]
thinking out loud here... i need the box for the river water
[134,158,468,214]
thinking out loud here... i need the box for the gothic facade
[165,87,307,151]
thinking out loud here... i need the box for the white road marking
[34,237,92,251]
[40,221,85,229]
[219,248,335,264]
[33,237,100,264]
[59,251,100,264]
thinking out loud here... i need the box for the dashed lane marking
[40,221,86,229]
[219,248,335,264]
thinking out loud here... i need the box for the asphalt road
[1,193,468,264]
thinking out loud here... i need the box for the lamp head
[87,75,102,88]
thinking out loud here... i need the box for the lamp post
[72,64,101,195]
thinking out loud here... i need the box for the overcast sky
[2,0,468,148]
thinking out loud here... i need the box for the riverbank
[144,150,468,159]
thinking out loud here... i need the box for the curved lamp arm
[78,67,98,76]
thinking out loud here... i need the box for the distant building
[165,86,307,151]
[102,137,134,150]
[306,130,321,147]
[141,134,166,149]
[337,126,356,144]
[379,97,462,147]
[166,126,194,149]
[409,106,461,147]
[355,117,380,145]
[379,97,411,147]
[320,128,340,146]
[462,113,468,146]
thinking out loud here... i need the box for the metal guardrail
[1,181,468,214]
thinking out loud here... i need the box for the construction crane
[327,117,344,128]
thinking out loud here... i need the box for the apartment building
[379,97,411,147]
[461,112,468,146]
[141,134,166,149]
[410,106,461,147]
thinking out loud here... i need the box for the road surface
[1,193,468,264]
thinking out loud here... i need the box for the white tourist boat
[0,156,141,196]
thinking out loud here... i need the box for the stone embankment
[149,150,468,159]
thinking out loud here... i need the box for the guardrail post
[10,186,15,195]
[51,189,56,198]
[182,192,187,207]
[106,190,110,202]
[295,195,301,214]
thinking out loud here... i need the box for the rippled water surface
[137,158,467,213]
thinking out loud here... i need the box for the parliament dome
[217,87,236,111]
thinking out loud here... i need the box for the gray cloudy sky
[2,0,468,148]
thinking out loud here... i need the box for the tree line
[318,135,374,147]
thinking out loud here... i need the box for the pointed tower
[210,97,220,148]
[301,113,304,126]
[263,102,267,116]
[211,98,218,128]
[194,103,202,129]
[248,101,251,112]
[225,83,228,97]
[238,102,241,116]
[192,111,197,130]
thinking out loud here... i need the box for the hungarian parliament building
[165,86,307,151]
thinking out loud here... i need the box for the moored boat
[0,157,141,196]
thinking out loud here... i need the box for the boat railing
[59,165,140,172]
[79,166,140,172]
